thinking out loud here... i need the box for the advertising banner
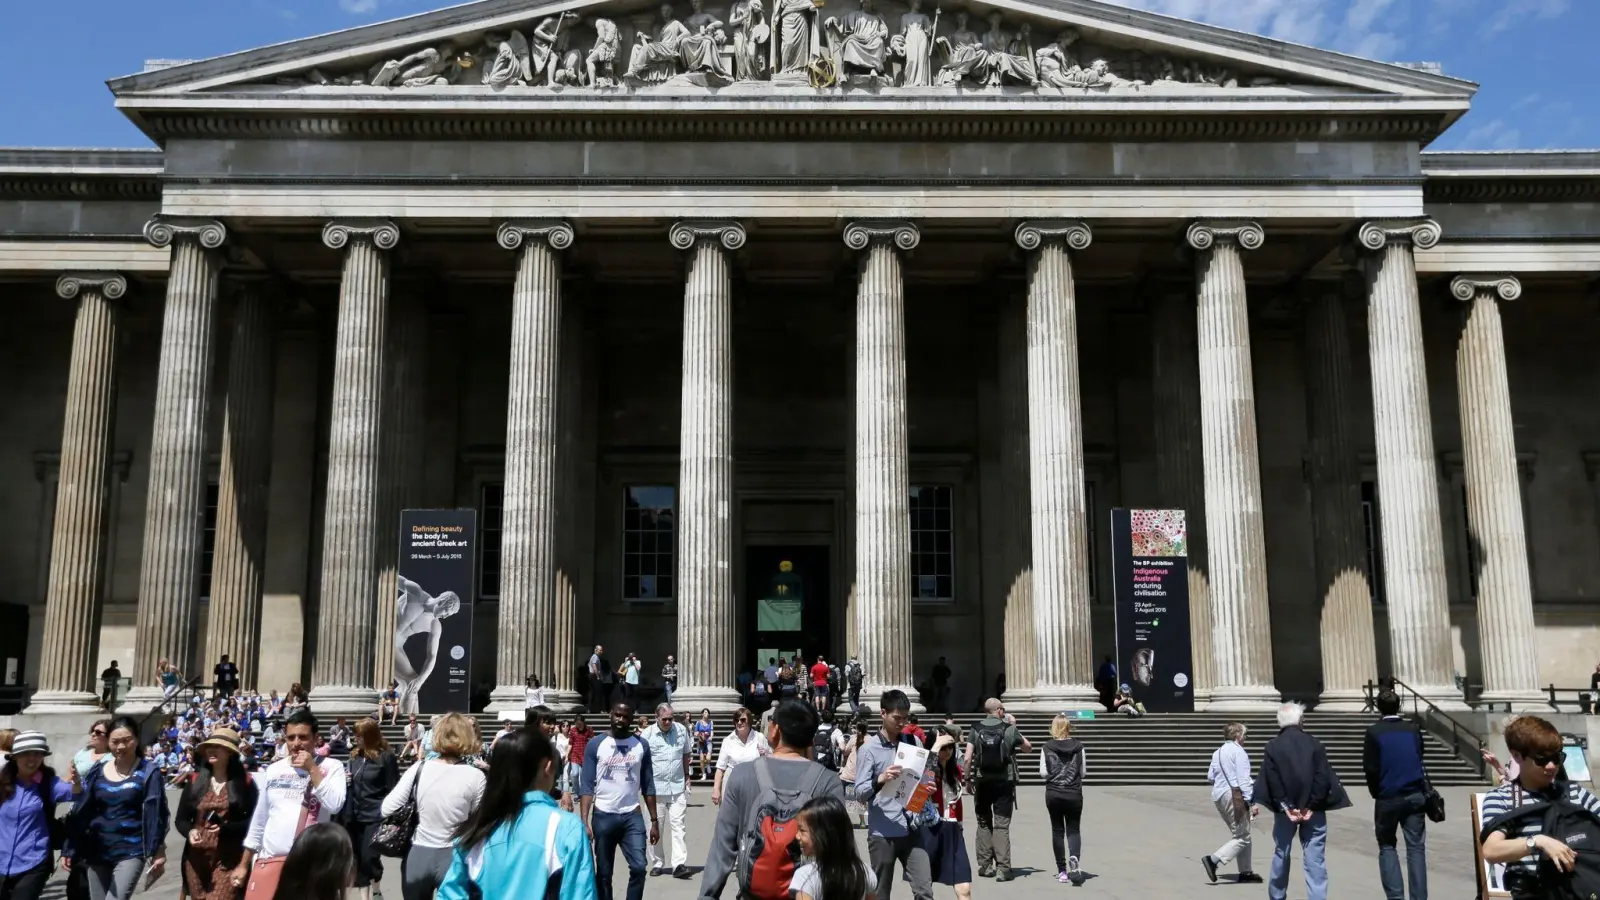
[1110,508,1194,713]
[394,509,476,715]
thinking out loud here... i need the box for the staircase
[369,708,1487,787]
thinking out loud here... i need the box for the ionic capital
[842,221,920,253]
[143,216,227,250]
[1450,274,1522,303]
[497,220,576,252]
[1356,218,1441,252]
[1014,221,1092,253]
[1186,220,1264,252]
[321,220,401,252]
[669,221,746,252]
[55,272,128,301]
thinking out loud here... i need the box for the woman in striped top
[1480,715,1600,891]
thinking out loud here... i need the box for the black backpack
[972,721,1012,781]
[1481,787,1600,900]
[812,724,838,771]
[847,664,863,688]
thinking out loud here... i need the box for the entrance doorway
[743,545,831,675]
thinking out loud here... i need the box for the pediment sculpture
[275,1,1291,92]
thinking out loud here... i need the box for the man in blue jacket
[1253,702,1349,900]
[1362,690,1429,900]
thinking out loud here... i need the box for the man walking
[809,655,831,712]
[854,690,935,900]
[100,660,121,710]
[845,654,865,711]
[661,655,679,705]
[644,703,692,880]
[1363,691,1429,900]
[970,698,1030,881]
[214,654,240,699]
[236,709,346,897]
[699,699,844,900]
[581,700,660,900]
[1255,702,1350,900]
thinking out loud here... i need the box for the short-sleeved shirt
[85,766,153,862]
[810,663,830,687]
[972,716,1024,778]
[1482,780,1600,880]
[567,727,594,765]
[625,662,640,686]
[792,861,878,900]
[644,723,689,795]
[717,731,771,772]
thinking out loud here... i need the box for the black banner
[1110,508,1194,713]
[395,509,476,715]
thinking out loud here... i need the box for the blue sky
[1,0,1592,150]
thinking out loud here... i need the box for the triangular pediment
[109,0,1475,102]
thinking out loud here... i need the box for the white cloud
[1105,0,1409,61]
[339,0,380,12]
[1455,118,1524,150]
[1484,0,1569,36]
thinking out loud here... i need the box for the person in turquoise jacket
[437,727,595,900]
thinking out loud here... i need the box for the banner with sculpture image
[1110,508,1194,713]
[395,509,476,715]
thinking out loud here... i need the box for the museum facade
[4,0,1599,721]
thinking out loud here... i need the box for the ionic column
[1186,221,1278,710]
[996,294,1035,706]
[1451,275,1543,707]
[1014,222,1097,710]
[1150,289,1214,707]
[489,221,574,712]
[1303,286,1379,710]
[204,284,279,692]
[310,220,398,715]
[845,221,920,707]
[125,218,226,709]
[374,290,429,692]
[1357,220,1461,705]
[669,222,745,710]
[549,291,588,708]
[30,274,127,711]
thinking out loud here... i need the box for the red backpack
[735,758,834,900]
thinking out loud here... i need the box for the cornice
[0,175,163,201]
[1423,178,1600,204]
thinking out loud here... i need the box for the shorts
[814,684,830,699]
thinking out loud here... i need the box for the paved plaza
[44,783,1487,900]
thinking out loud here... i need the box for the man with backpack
[970,697,1031,882]
[1481,715,1600,900]
[811,710,839,773]
[1362,690,1430,900]
[698,699,844,900]
[853,690,935,900]
[845,655,865,711]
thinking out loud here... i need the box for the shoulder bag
[371,761,423,857]
[1417,729,1446,823]
[243,777,319,900]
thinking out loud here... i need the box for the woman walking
[524,675,546,712]
[341,720,397,900]
[692,710,714,781]
[71,721,111,783]
[838,717,870,828]
[271,823,355,900]
[927,732,972,899]
[175,726,258,900]
[64,716,170,900]
[1201,722,1262,884]
[435,728,593,900]
[790,794,877,900]
[381,712,485,900]
[1040,714,1086,885]
[0,732,74,900]
[711,708,770,807]
[158,659,182,702]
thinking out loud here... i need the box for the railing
[1366,678,1489,780]
[1542,685,1596,714]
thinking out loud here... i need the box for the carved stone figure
[729,0,770,81]
[825,0,890,81]
[552,49,586,85]
[628,6,690,82]
[979,13,1037,86]
[773,0,820,75]
[681,0,732,76]
[889,0,935,87]
[482,31,532,87]
[1052,58,1141,88]
[1035,29,1081,88]
[370,46,468,87]
[528,14,580,86]
[934,11,985,86]
[587,18,621,86]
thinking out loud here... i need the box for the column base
[665,686,744,713]
[1313,689,1373,713]
[1204,685,1283,712]
[1476,689,1551,713]
[862,684,923,714]
[1010,685,1099,714]
[1000,688,1035,709]
[23,690,104,715]
[308,685,380,719]
[118,685,180,716]
[545,689,585,713]
[1193,689,1213,712]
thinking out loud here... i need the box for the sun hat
[198,726,242,754]
[10,731,50,756]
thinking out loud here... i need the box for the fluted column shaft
[846,222,920,706]
[310,221,398,714]
[1188,222,1277,709]
[489,222,572,711]
[1015,223,1097,709]
[671,222,744,709]
[374,292,429,692]
[1358,220,1460,704]
[550,292,586,705]
[1150,290,1214,706]
[1304,288,1379,710]
[996,295,1035,704]
[33,274,127,710]
[205,286,278,691]
[1452,275,1542,706]
[127,219,226,706]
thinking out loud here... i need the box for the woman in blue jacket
[0,732,75,900]
[436,727,594,900]
[64,717,170,900]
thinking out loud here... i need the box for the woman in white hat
[63,716,170,900]
[175,726,258,900]
[0,731,74,900]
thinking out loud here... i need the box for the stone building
[4,0,1599,736]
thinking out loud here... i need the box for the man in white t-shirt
[581,699,660,900]
[234,709,346,895]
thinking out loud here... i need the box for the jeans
[1210,793,1254,873]
[644,791,688,871]
[592,809,648,900]
[84,858,144,900]
[401,845,454,900]
[848,687,861,709]
[1269,811,1327,900]
[0,858,51,900]
[868,833,933,900]
[1045,794,1083,871]
[974,780,1015,870]
[1375,793,1428,900]
[663,681,674,705]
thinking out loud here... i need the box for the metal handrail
[1543,685,1597,713]
[1366,678,1489,779]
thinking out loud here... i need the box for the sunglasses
[90,729,107,737]
[1528,752,1564,768]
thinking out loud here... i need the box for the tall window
[199,481,220,599]
[624,486,676,601]
[1084,481,1097,602]
[479,483,504,600]
[909,485,954,602]
[1361,480,1387,605]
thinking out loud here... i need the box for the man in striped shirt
[1480,715,1599,893]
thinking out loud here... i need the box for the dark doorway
[743,546,831,675]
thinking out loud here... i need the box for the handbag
[371,762,422,857]
[1417,729,1446,823]
[244,783,318,900]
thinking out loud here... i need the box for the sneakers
[1056,870,1072,884]
[978,865,996,879]
[672,865,692,880]
[995,868,1015,883]
[1237,872,1264,884]
[1201,855,1218,884]
[1068,856,1082,886]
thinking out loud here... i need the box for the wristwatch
[1526,836,1539,854]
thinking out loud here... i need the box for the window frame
[621,484,677,603]
[478,481,505,602]
[908,483,956,603]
